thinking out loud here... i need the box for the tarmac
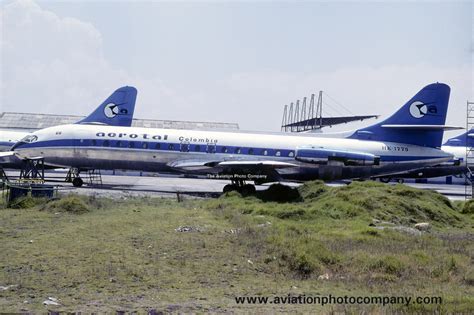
[4,171,469,200]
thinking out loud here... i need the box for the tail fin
[76,86,137,126]
[348,83,451,148]
[444,128,474,147]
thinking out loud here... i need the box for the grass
[0,181,473,313]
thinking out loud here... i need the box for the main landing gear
[223,180,256,196]
[378,177,404,184]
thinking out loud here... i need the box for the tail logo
[409,101,429,119]
[104,103,128,119]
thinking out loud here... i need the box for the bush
[369,255,405,276]
[361,228,380,237]
[463,268,474,286]
[220,191,242,198]
[298,180,328,200]
[287,252,322,278]
[461,200,474,214]
[255,184,301,202]
[8,196,45,209]
[41,195,90,214]
[275,209,305,219]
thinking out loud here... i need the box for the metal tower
[281,91,377,132]
[465,101,474,198]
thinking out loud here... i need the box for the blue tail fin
[444,128,474,147]
[76,86,137,126]
[347,83,451,148]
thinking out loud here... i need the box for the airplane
[376,128,472,182]
[0,86,137,172]
[0,86,137,152]
[0,130,28,152]
[1,83,456,193]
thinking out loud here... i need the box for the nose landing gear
[66,168,102,187]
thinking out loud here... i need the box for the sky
[0,0,473,138]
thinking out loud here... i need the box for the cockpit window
[20,135,38,143]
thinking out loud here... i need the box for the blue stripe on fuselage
[15,138,446,163]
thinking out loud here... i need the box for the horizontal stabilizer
[381,125,463,130]
[443,128,474,147]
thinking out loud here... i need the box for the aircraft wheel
[72,177,84,187]
[397,178,405,184]
[379,177,391,183]
[240,184,256,196]
[223,184,237,193]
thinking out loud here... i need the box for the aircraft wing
[0,151,22,164]
[205,160,299,168]
[168,159,298,170]
[167,159,299,182]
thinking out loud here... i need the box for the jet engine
[295,146,380,166]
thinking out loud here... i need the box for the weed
[368,255,405,276]
[8,196,45,209]
[41,195,90,214]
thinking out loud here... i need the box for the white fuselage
[11,124,453,181]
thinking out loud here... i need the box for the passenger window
[116,141,121,147]
[275,151,281,156]
[129,142,135,148]
[155,143,161,149]
[169,144,174,150]
[103,140,109,147]
[221,146,227,153]
[288,151,294,157]
[235,147,241,154]
[207,145,216,153]
[263,150,268,156]
[195,145,201,152]
[181,143,189,152]
[248,148,254,155]
[142,142,148,149]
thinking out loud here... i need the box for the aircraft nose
[10,141,23,151]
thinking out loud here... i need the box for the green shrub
[8,196,45,209]
[287,252,322,278]
[41,195,90,214]
[257,184,302,202]
[369,255,405,276]
[461,200,474,214]
[275,208,305,219]
[361,228,380,237]
[463,268,474,286]
[298,180,328,200]
[221,191,242,198]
